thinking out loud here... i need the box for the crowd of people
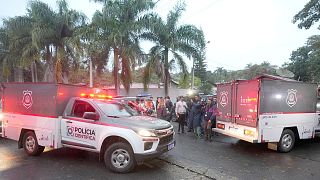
[128,94,218,141]
[175,95,218,141]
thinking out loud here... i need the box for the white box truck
[213,75,320,152]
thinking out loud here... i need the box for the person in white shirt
[175,96,187,133]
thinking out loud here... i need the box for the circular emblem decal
[67,126,74,136]
[220,91,228,107]
[22,90,33,109]
[286,89,297,107]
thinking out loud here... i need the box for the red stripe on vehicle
[260,112,315,115]
[4,112,58,118]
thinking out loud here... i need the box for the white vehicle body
[1,113,174,155]
[213,75,320,152]
[214,113,320,144]
[0,83,175,173]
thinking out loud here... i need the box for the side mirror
[83,112,99,121]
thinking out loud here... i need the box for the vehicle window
[72,100,96,118]
[96,101,138,117]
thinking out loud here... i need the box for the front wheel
[277,129,295,153]
[23,131,45,156]
[104,142,136,173]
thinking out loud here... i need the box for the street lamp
[89,58,93,88]
[191,57,195,90]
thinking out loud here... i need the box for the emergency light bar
[80,93,112,99]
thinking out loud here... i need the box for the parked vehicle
[0,83,175,173]
[213,75,320,152]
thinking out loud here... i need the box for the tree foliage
[205,62,280,84]
[141,1,206,96]
[0,0,210,96]
[194,57,207,83]
[0,0,87,83]
[293,0,320,29]
[285,35,320,82]
[91,0,155,93]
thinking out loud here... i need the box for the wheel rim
[281,134,293,149]
[26,136,36,152]
[111,149,130,169]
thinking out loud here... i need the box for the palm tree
[141,2,206,96]
[0,27,12,82]
[1,16,38,82]
[28,0,86,83]
[91,0,155,94]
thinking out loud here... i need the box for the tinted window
[96,101,138,117]
[72,100,96,118]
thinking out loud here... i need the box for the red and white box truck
[213,75,320,152]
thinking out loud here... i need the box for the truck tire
[278,129,295,153]
[104,142,136,173]
[23,131,45,156]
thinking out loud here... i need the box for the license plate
[167,142,175,151]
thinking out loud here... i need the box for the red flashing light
[58,92,64,96]
[80,93,112,99]
[217,123,225,130]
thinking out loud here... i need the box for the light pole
[89,59,93,88]
[191,58,195,90]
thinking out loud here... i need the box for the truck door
[61,100,99,150]
[234,80,259,127]
[217,83,233,123]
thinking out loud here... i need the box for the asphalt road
[1,123,320,180]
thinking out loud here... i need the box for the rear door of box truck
[217,80,259,127]
[215,80,260,142]
[217,83,233,123]
[234,80,259,127]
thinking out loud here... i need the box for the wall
[119,88,189,103]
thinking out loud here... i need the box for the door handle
[66,121,73,123]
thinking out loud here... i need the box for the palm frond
[176,25,206,50]
[166,1,185,33]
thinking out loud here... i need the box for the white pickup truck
[0,83,175,173]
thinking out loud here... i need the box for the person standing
[204,99,217,141]
[190,95,203,139]
[138,99,146,115]
[165,96,173,121]
[157,98,167,120]
[187,98,194,132]
[150,97,156,111]
[175,96,187,134]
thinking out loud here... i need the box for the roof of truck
[255,74,297,82]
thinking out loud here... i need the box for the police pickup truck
[0,83,175,173]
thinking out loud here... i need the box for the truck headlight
[137,129,156,137]
[0,113,3,120]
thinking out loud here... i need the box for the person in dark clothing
[204,99,217,141]
[165,96,173,122]
[190,95,204,138]
[187,98,194,132]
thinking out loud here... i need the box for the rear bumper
[213,128,258,143]
[135,139,175,163]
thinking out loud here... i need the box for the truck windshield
[96,101,138,117]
